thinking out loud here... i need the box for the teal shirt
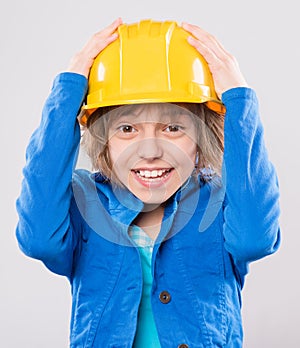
[129,225,161,348]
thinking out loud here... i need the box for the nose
[136,137,163,160]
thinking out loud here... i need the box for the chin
[132,188,176,206]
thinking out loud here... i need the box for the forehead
[108,103,195,123]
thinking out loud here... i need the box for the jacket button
[159,290,171,304]
[178,344,189,348]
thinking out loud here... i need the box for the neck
[134,204,165,241]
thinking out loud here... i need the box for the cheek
[108,137,128,161]
[179,141,197,175]
[169,141,197,183]
[175,139,197,164]
[108,145,118,166]
[108,141,137,180]
[107,141,123,175]
[187,142,197,160]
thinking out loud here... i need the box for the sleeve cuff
[52,72,88,89]
[221,87,257,105]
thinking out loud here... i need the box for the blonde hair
[81,103,224,182]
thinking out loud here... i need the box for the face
[107,103,198,205]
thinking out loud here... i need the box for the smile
[133,168,172,181]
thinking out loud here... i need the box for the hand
[67,18,123,78]
[182,22,248,99]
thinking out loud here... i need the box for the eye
[118,125,136,133]
[164,124,183,133]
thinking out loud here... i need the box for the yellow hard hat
[79,19,225,126]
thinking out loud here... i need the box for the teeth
[136,169,169,179]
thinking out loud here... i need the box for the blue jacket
[16,73,280,347]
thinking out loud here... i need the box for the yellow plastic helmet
[79,19,225,126]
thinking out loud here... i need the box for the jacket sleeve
[15,72,88,277]
[221,87,281,279]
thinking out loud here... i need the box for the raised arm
[15,19,122,277]
[183,23,280,273]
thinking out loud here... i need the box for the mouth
[132,168,173,182]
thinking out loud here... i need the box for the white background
[1,0,299,347]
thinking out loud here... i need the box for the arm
[222,87,280,265]
[16,19,122,277]
[183,23,280,272]
[16,73,87,276]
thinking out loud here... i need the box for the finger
[182,23,226,56]
[182,22,229,60]
[98,32,119,51]
[95,17,123,39]
[187,35,222,71]
[83,18,123,59]
[81,36,117,60]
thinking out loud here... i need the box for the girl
[16,18,280,347]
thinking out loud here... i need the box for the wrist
[67,52,94,78]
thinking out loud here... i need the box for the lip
[131,168,174,188]
[132,166,172,171]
